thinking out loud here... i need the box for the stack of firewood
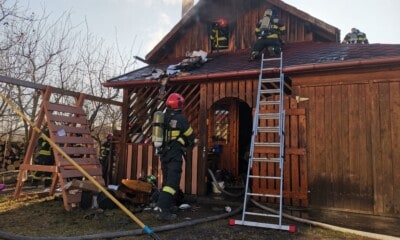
[0,142,25,172]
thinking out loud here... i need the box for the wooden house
[103,0,400,218]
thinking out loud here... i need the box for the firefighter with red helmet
[155,93,195,221]
[209,18,229,51]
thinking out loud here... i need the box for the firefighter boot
[267,46,276,56]
[249,51,259,61]
[156,191,177,221]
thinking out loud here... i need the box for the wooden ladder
[14,86,104,211]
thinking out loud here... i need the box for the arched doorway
[208,98,252,178]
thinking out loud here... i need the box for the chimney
[182,0,194,17]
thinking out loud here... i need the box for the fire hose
[1,90,398,240]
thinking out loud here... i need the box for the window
[209,18,229,51]
[212,105,229,143]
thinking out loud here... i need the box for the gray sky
[20,0,400,59]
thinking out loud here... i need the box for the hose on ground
[0,92,160,240]
[209,167,400,240]
[2,172,397,239]
[0,204,243,240]
[207,168,244,197]
[250,199,399,240]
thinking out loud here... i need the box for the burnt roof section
[105,42,400,87]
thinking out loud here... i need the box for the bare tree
[0,0,138,150]
[76,20,122,144]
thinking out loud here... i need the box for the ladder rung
[237,53,287,231]
[263,57,281,62]
[244,211,280,218]
[258,113,279,119]
[261,78,280,83]
[254,142,280,147]
[246,192,281,198]
[253,157,280,163]
[248,175,282,180]
[260,100,280,105]
[260,89,280,94]
[257,126,279,133]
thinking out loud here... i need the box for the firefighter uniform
[99,134,112,181]
[342,28,369,44]
[36,133,54,166]
[32,129,54,186]
[250,11,286,60]
[209,18,229,51]
[156,93,195,221]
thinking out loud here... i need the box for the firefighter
[155,93,195,221]
[99,133,113,182]
[32,126,54,186]
[209,18,229,51]
[342,28,369,44]
[249,9,286,60]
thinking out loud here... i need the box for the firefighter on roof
[209,18,229,51]
[342,28,369,44]
[249,9,286,60]
[153,93,195,221]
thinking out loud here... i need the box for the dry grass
[0,184,375,240]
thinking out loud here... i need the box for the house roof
[104,42,400,88]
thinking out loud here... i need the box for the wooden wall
[121,77,309,202]
[252,96,308,207]
[292,68,400,216]
[162,0,336,61]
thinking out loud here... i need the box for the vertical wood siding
[122,78,308,204]
[294,69,400,216]
[252,96,308,207]
[163,0,333,62]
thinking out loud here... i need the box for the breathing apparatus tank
[152,111,164,148]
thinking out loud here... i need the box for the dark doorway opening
[238,101,252,175]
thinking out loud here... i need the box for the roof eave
[285,56,400,74]
[103,56,400,89]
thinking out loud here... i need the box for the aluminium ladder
[231,52,295,232]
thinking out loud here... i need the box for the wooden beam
[0,75,123,106]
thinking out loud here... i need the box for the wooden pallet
[14,86,104,211]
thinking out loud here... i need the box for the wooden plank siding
[121,76,308,203]
[292,68,400,216]
[252,96,308,207]
[158,0,335,63]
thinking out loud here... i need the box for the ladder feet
[229,219,236,226]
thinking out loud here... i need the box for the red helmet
[107,133,113,140]
[216,18,228,28]
[166,93,185,109]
